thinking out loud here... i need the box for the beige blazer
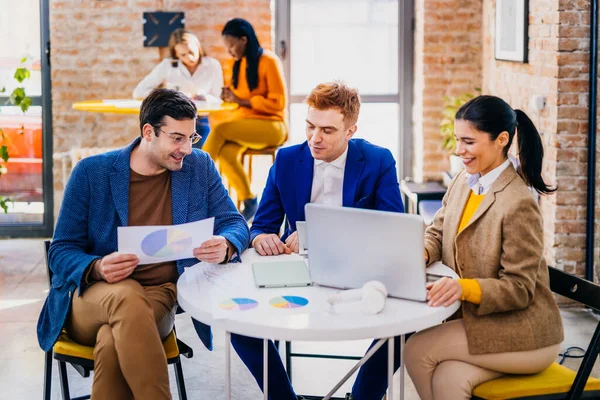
[425,166,564,355]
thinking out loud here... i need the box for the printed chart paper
[118,218,214,264]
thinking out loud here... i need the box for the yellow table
[72,99,238,115]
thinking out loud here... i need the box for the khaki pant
[203,119,287,201]
[67,279,177,400]
[404,319,560,400]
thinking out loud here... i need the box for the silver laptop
[305,203,428,301]
[296,221,308,255]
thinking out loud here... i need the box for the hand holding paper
[118,218,215,265]
[193,235,229,264]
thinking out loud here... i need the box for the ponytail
[456,95,556,195]
[514,109,555,194]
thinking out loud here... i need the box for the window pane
[0,108,44,224]
[290,0,398,96]
[0,0,42,96]
[0,0,44,225]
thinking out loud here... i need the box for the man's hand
[192,94,207,101]
[285,231,299,253]
[253,234,292,256]
[193,235,229,264]
[94,252,139,283]
[426,277,462,307]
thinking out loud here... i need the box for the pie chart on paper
[141,228,192,257]
[269,296,309,309]
[219,298,259,311]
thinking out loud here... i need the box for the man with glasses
[37,88,249,399]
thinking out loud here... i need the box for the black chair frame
[473,266,600,400]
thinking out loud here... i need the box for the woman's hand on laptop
[285,232,299,253]
[426,277,462,307]
[253,234,292,256]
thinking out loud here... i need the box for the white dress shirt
[467,158,512,195]
[310,147,349,206]
[132,57,223,102]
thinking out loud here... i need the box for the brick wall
[481,0,563,270]
[480,0,594,280]
[554,0,592,279]
[412,0,483,182]
[416,0,597,282]
[50,0,600,282]
[50,0,273,214]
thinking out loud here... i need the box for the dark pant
[231,334,409,400]
[231,334,297,400]
[193,116,211,149]
[351,335,408,400]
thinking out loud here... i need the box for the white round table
[177,249,460,400]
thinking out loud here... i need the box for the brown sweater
[127,168,178,286]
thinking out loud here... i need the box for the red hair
[305,81,361,126]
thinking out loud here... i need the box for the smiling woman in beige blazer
[404,95,564,400]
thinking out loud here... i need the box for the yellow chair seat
[53,330,180,361]
[473,362,600,399]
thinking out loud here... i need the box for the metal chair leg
[43,350,53,400]
[58,360,71,400]
[285,341,292,380]
[174,359,188,400]
[248,154,253,186]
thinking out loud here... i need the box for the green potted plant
[440,90,479,174]
[0,57,33,213]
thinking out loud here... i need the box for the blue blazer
[250,139,404,243]
[37,138,250,352]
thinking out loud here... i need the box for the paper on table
[102,99,143,108]
[193,99,222,107]
[426,261,456,278]
[117,218,214,265]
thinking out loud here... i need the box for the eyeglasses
[155,127,202,145]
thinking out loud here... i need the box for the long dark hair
[455,95,555,194]
[222,18,263,91]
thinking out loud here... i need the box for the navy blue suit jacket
[250,139,404,243]
[37,138,250,352]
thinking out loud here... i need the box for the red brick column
[413,0,483,182]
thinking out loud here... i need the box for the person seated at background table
[133,28,223,149]
[36,88,249,400]
[404,95,564,400]
[203,18,288,221]
[231,81,405,400]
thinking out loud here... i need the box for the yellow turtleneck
[456,192,486,304]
